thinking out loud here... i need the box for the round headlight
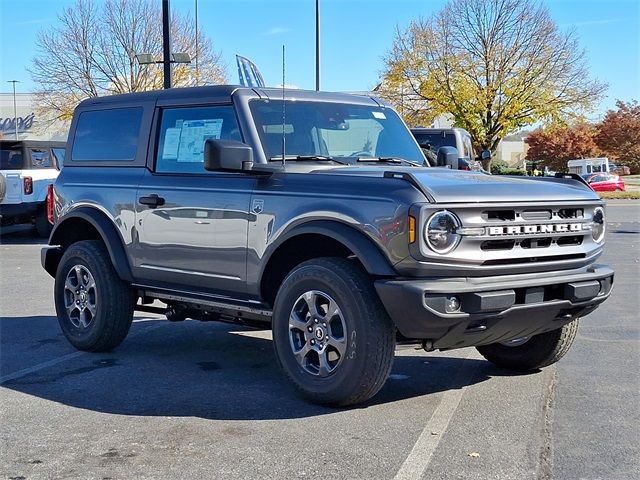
[592,207,605,243]
[425,211,461,253]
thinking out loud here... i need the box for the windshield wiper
[269,155,349,165]
[355,156,423,167]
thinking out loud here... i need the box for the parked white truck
[567,158,610,177]
[0,140,65,237]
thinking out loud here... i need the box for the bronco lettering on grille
[487,223,583,236]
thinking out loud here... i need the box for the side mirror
[436,146,459,169]
[204,139,254,172]
[480,150,491,161]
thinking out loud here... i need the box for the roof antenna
[281,44,286,166]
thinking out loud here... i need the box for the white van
[0,140,65,237]
[567,157,610,177]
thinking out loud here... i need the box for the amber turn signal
[408,215,416,243]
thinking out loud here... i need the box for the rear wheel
[54,240,135,351]
[272,257,395,406]
[476,320,579,371]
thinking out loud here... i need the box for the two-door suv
[42,86,613,406]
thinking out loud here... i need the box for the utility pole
[7,80,19,139]
[162,0,172,89]
[315,0,320,91]
[195,0,199,85]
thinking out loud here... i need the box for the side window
[155,105,241,174]
[29,148,52,168]
[52,148,65,169]
[0,146,25,170]
[71,107,143,162]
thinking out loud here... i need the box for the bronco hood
[321,167,599,203]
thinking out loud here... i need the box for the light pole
[315,0,320,91]
[7,80,19,140]
[162,0,172,89]
[195,0,199,85]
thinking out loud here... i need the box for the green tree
[30,0,226,123]
[596,100,640,174]
[525,123,601,172]
[379,0,606,167]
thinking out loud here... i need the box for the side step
[134,286,273,323]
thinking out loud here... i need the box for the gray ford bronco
[42,86,613,406]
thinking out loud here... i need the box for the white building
[0,92,68,141]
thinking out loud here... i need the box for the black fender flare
[44,207,133,281]
[261,220,397,278]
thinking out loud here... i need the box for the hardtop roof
[76,85,384,108]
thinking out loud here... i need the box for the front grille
[432,201,602,267]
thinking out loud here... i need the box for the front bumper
[375,264,613,350]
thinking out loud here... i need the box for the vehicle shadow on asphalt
[0,226,47,245]
[1,316,531,420]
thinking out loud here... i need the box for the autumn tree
[596,100,640,173]
[379,0,606,167]
[525,123,601,171]
[30,0,226,122]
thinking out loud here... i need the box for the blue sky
[1,0,638,117]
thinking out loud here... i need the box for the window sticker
[372,111,386,119]
[162,128,181,159]
[162,118,224,162]
[177,119,223,162]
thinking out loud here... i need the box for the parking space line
[0,321,163,385]
[394,350,479,480]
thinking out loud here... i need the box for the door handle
[138,194,165,208]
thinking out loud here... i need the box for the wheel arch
[43,207,133,281]
[259,220,396,306]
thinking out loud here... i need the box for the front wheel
[272,257,395,407]
[476,320,579,371]
[54,240,135,352]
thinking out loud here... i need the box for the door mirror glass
[204,139,254,172]
[480,149,491,161]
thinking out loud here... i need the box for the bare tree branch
[29,0,227,122]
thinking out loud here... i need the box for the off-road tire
[476,319,579,371]
[272,257,395,407]
[35,209,52,238]
[55,240,135,352]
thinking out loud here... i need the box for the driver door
[132,104,256,296]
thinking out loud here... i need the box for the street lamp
[135,52,192,88]
[134,0,191,89]
[7,80,19,140]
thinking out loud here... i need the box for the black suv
[42,86,613,406]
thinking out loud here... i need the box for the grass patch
[599,190,640,200]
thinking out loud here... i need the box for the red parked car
[585,173,626,192]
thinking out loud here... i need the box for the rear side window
[0,145,25,170]
[155,105,241,174]
[71,107,143,161]
[29,148,53,168]
[413,132,456,151]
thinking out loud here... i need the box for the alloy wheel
[288,290,348,377]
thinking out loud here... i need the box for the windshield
[249,100,425,164]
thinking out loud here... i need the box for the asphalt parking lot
[1,201,638,480]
